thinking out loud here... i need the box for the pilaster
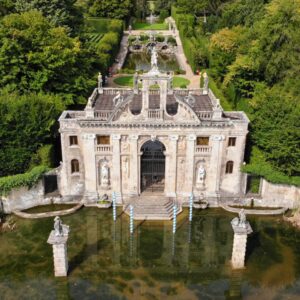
[209,135,225,194]
[166,135,178,197]
[112,134,121,196]
[184,134,196,195]
[82,133,98,202]
[129,135,139,195]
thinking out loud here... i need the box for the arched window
[225,161,234,174]
[71,159,79,173]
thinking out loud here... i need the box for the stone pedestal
[47,230,69,277]
[231,220,252,269]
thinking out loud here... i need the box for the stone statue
[113,91,123,106]
[238,209,247,227]
[151,47,158,68]
[128,25,132,34]
[203,72,209,93]
[197,165,206,182]
[101,160,110,187]
[134,72,139,90]
[196,165,206,190]
[54,216,63,237]
[98,72,103,90]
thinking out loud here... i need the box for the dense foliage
[173,0,300,182]
[14,0,83,33]
[87,0,133,19]
[0,91,64,176]
[0,11,97,103]
[0,165,50,196]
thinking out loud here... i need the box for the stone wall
[259,179,300,209]
[1,180,50,213]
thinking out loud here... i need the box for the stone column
[129,135,139,195]
[47,227,69,277]
[231,218,252,269]
[209,135,225,194]
[184,134,196,196]
[112,134,121,197]
[82,133,98,202]
[166,135,178,197]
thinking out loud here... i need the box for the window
[225,161,234,174]
[228,137,236,147]
[197,136,209,146]
[71,159,79,173]
[97,135,110,145]
[69,136,78,146]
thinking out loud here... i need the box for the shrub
[159,9,169,22]
[29,145,55,169]
[0,166,50,196]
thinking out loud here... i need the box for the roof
[93,88,214,113]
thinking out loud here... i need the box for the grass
[114,76,190,88]
[132,22,168,30]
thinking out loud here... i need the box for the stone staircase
[123,195,182,220]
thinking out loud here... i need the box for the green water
[123,52,180,72]
[1,208,300,299]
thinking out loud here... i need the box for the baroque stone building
[58,55,249,206]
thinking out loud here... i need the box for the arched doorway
[141,140,166,193]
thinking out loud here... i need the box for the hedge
[241,147,300,187]
[0,166,50,196]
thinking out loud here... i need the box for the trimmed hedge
[241,147,300,187]
[0,166,50,196]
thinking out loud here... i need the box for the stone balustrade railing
[94,110,113,120]
[148,109,163,119]
[103,88,132,95]
[197,111,213,120]
[195,146,211,154]
[96,145,112,153]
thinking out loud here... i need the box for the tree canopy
[0,10,97,103]
[0,91,64,176]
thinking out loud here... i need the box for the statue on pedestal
[151,47,158,68]
[203,71,209,94]
[98,72,103,91]
[54,216,69,237]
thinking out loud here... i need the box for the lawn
[114,76,190,88]
[132,22,168,30]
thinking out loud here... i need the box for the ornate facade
[58,59,249,206]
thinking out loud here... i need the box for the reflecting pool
[123,52,180,73]
[1,208,300,299]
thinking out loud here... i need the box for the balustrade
[195,146,211,155]
[96,145,112,153]
[148,109,163,119]
[94,111,113,120]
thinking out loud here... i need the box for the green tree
[14,0,83,33]
[0,0,15,17]
[251,85,300,176]
[0,91,65,176]
[0,10,97,103]
[88,0,133,19]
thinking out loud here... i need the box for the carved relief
[177,158,186,191]
[121,136,130,153]
[178,137,186,154]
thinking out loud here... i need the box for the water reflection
[123,52,180,72]
[0,208,300,299]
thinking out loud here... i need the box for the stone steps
[124,196,182,220]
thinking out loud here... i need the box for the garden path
[109,18,201,88]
